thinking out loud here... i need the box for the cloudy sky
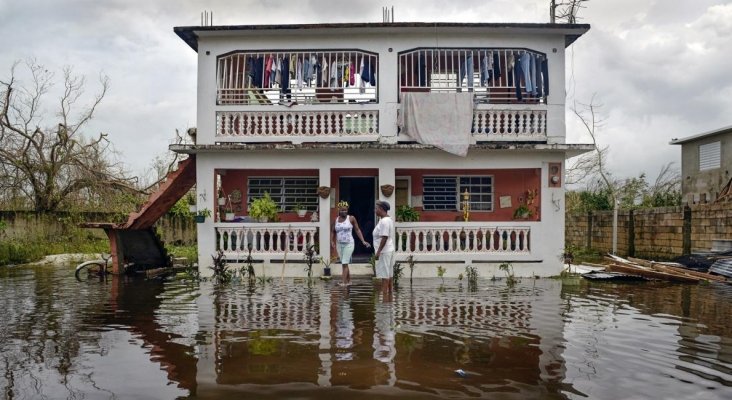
[2,0,731,183]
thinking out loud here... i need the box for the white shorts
[375,251,394,279]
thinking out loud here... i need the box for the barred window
[248,177,319,211]
[422,176,493,211]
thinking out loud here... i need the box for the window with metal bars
[422,176,493,211]
[247,177,319,212]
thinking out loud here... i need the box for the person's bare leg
[343,264,350,285]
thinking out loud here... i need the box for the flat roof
[670,124,732,145]
[174,22,590,51]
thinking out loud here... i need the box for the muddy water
[1,265,731,399]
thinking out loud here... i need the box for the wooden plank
[606,263,699,283]
[627,256,728,283]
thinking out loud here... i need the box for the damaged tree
[0,60,141,212]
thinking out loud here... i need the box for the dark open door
[338,177,376,262]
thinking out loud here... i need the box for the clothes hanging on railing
[492,52,501,81]
[519,51,533,94]
[459,53,474,88]
[480,52,492,86]
[540,56,549,96]
[513,52,523,101]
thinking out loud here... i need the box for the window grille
[422,176,493,211]
[247,177,319,211]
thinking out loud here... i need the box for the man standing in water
[373,200,395,296]
[331,200,370,286]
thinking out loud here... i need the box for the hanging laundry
[541,56,549,96]
[507,52,515,86]
[303,57,311,86]
[534,54,543,97]
[253,56,264,88]
[416,53,427,87]
[263,55,272,88]
[296,57,304,89]
[349,62,355,86]
[492,52,501,82]
[459,53,474,88]
[480,52,492,86]
[513,52,523,101]
[281,56,291,100]
[519,52,533,94]
[529,53,537,96]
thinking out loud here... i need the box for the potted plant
[186,193,197,214]
[195,208,212,223]
[513,204,533,220]
[292,204,307,217]
[396,204,420,222]
[249,192,279,222]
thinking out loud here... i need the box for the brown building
[671,125,732,204]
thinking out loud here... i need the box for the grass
[0,232,109,265]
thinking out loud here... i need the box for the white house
[170,21,591,277]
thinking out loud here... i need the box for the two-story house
[171,21,591,277]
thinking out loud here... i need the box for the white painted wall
[195,148,569,277]
[195,27,570,145]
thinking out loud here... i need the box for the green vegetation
[465,265,478,292]
[249,193,279,222]
[499,262,519,287]
[0,214,109,265]
[396,205,420,222]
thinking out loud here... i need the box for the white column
[197,155,216,276]
[319,167,331,264]
[378,166,396,220]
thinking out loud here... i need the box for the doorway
[338,177,376,262]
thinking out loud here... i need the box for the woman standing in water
[373,200,395,296]
[331,200,370,286]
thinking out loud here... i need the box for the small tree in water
[465,265,478,292]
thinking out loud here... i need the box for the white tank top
[334,216,354,243]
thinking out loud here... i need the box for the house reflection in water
[192,280,572,397]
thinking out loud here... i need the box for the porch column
[197,156,216,276]
[319,167,332,264]
[379,167,396,220]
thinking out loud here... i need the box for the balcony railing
[399,48,548,104]
[472,108,547,139]
[215,223,318,256]
[216,110,379,142]
[395,222,531,255]
[217,50,378,105]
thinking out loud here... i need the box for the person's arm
[330,220,337,250]
[349,216,370,247]
[376,236,387,258]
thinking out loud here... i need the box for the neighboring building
[171,21,591,277]
[671,125,732,204]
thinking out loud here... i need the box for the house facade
[671,125,732,204]
[171,22,591,277]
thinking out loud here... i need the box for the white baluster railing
[472,108,547,139]
[215,223,318,256]
[394,223,531,255]
[216,110,379,142]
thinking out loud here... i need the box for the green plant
[393,261,404,287]
[303,245,318,282]
[396,205,420,222]
[196,208,212,217]
[513,204,533,219]
[210,250,232,284]
[437,265,446,284]
[239,246,256,281]
[291,203,303,212]
[465,265,478,292]
[249,192,279,222]
[406,254,416,284]
[368,254,377,276]
[499,262,519,287]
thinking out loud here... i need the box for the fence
[565,202,732,260]
[0,211,196,247]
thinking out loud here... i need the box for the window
[248,177,318,211]
[395,178,411,207]
[422,176,493,211]
[699,141,721,171]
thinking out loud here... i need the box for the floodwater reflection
[1,265,732,399]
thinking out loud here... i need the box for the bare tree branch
[0,60,143,212]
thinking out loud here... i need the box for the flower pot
[225,212,235,221]
[218,197,226,206]
[194,215,206,223]
[297,209,307,217]
[323,267,331,276]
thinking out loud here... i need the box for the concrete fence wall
[566,202,732,260]
[0,211,197,246]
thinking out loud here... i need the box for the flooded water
[1,265,731,399]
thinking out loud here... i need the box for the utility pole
[550,0,556,23]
